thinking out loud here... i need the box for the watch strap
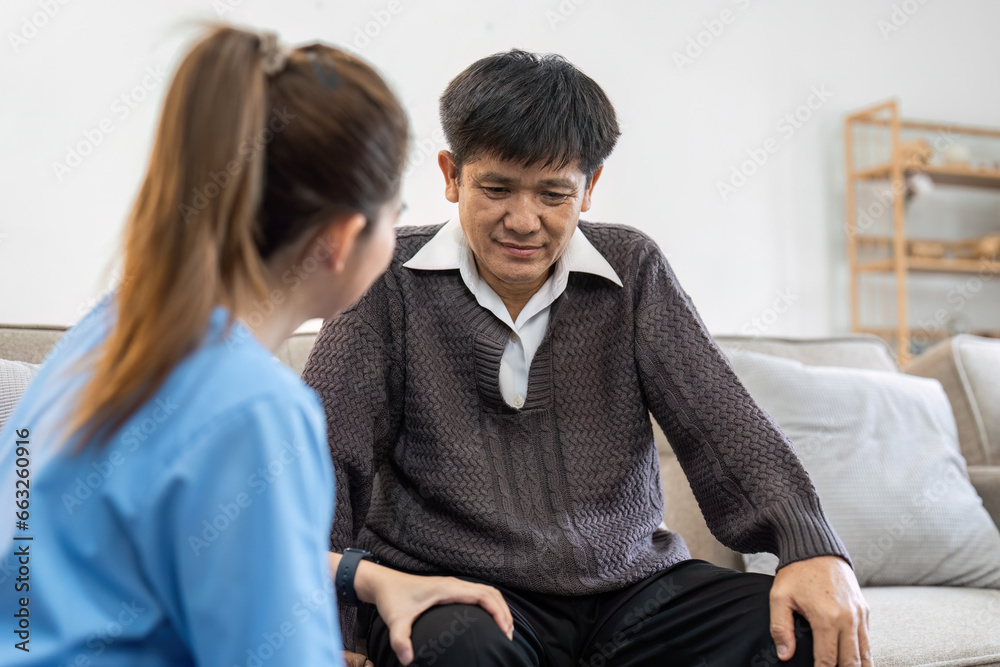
[336,548,374,606]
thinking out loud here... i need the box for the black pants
[365,559,813,666]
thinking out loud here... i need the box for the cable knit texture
[302,220,850,650]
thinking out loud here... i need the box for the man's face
[439,152,602,290]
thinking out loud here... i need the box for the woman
[0,25,511,667]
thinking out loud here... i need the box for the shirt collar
[402,218,623,288]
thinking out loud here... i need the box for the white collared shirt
[403,219,622,409]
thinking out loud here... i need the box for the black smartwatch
[336,548,375,606]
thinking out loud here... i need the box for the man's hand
[343,651,373,667]
[770,555,872,666]
[329,553,514,666]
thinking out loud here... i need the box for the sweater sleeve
[301,268,406,651]
[631,238,851,570]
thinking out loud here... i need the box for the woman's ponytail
[65,24,409,451]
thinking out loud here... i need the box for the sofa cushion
[970,466,1000,530]
[0,325,67,364]
[864,586,1000,666]
[727,349,1000,588]
[713,334,899,372]
[905,335,1000,467]
[0,358,41,432]
[274,331,320,377]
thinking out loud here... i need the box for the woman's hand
[328,553,513,666]
[367,567,514,665]
[343,651,373,667]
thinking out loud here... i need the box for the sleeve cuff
[762,495,853,570]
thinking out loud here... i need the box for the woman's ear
[315,213,367,273]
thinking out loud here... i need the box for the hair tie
[258,31,289,76]
[307,50,342,89]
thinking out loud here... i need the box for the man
[303,49,871,667]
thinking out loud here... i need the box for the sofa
[3,325,999,666]
[664,334,1000,667]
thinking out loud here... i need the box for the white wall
[2,0,999,337]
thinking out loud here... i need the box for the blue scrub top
[0,293,342,666]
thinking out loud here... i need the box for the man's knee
[725,573,814,666]
[749,611,814,667]
[409,604,512,666]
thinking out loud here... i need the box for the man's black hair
[439,49,620,181]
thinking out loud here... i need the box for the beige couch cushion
[905,335,1000,467]
[0,323,322,377]
[713,334,899,373]
[971,466,1000,529]
[864,586,1000,666]
[274,331,320,376]
[0,325,68,364]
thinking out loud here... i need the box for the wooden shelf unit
[844,99,1000,363]
[854,163,1000,189]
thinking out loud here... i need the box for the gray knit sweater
[302,220,850,648]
